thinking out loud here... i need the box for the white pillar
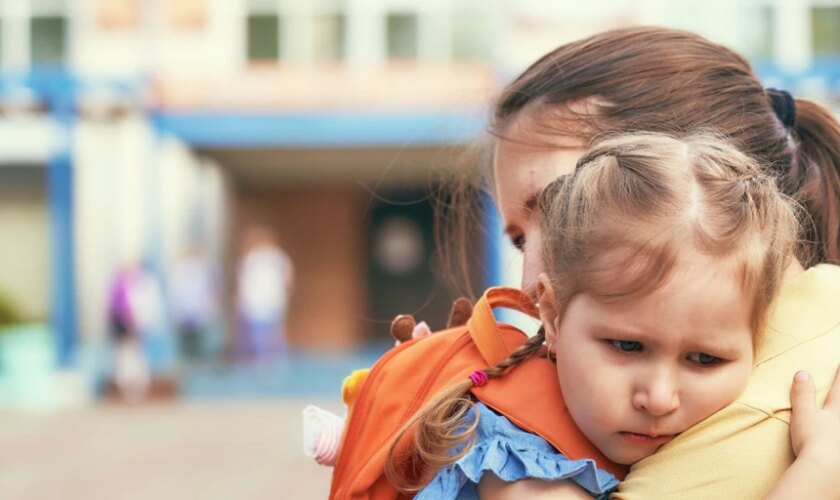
[281,0,314,64]
[2,0,31,70]
[418,0,451,62]
[346,0,385,70]
[774,0,811,72]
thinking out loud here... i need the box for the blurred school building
[1,0,840,408]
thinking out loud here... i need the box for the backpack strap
[467,287,539,366]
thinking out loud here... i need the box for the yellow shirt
[614,264,840,500]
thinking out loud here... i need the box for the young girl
[385,132,819,499]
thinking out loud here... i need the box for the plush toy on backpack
[301,299,474,467]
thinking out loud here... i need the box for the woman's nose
[633,372,680,416]
[520,242,543,299]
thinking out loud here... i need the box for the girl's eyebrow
[590,322,647,340]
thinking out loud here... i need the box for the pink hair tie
[469,369,489,387]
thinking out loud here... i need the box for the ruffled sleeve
[416,403,618,500]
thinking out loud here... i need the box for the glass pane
[314,14,345,62]
[30,16,67,64]
[247,14,280,61]
[386,13,418,60]
[813,7,840,56]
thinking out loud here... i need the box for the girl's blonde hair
[386,132,799,493]
[541,133,798,335]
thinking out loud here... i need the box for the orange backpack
[329,287,627,500]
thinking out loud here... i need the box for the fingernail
[795,370,810,382]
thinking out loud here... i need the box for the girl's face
[537,257,755,465]
[493,122,584,295]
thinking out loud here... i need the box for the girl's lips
[619,431,676,446]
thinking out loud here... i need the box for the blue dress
[416,403,619,500]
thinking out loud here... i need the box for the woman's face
[493,121,585,295]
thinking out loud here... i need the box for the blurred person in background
[236,225,294,362]
[171,244,219,361]
[107,263,150,403]
[131,259,175,385]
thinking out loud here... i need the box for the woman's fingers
[789,370,817,457]
[788,366,840,462]
[791,370,817,416]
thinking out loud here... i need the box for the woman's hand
[765,365,840,499]
[789,365,840,465]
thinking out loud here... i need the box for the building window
[30,15,67,64]
[314,14,345,62]
[813,7,840,56]
[247,14,280,61]
[386,13,418,60]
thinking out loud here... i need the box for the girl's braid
[484,327,547,379]
[386,326,549,492]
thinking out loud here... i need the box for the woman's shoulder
[757,263,840,359]
[740,264,840,412]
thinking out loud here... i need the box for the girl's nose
[633,373,680,416]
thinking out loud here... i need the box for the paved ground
[0,399,341,499]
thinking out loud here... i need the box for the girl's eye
[687,352,719,365]
[511,235,526,251]
[611,340,643,352]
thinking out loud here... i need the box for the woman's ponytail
[788,99,840,265]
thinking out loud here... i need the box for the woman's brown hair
[438,26,840,291]
[390,132,798,493]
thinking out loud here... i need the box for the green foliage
[0,289,24,329]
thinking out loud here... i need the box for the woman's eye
[611,340,643,352]
[511,235,526,251]
[687,352,719,365]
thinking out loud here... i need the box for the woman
[433,26,840,498]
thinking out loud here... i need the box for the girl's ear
[536,273,560,348]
